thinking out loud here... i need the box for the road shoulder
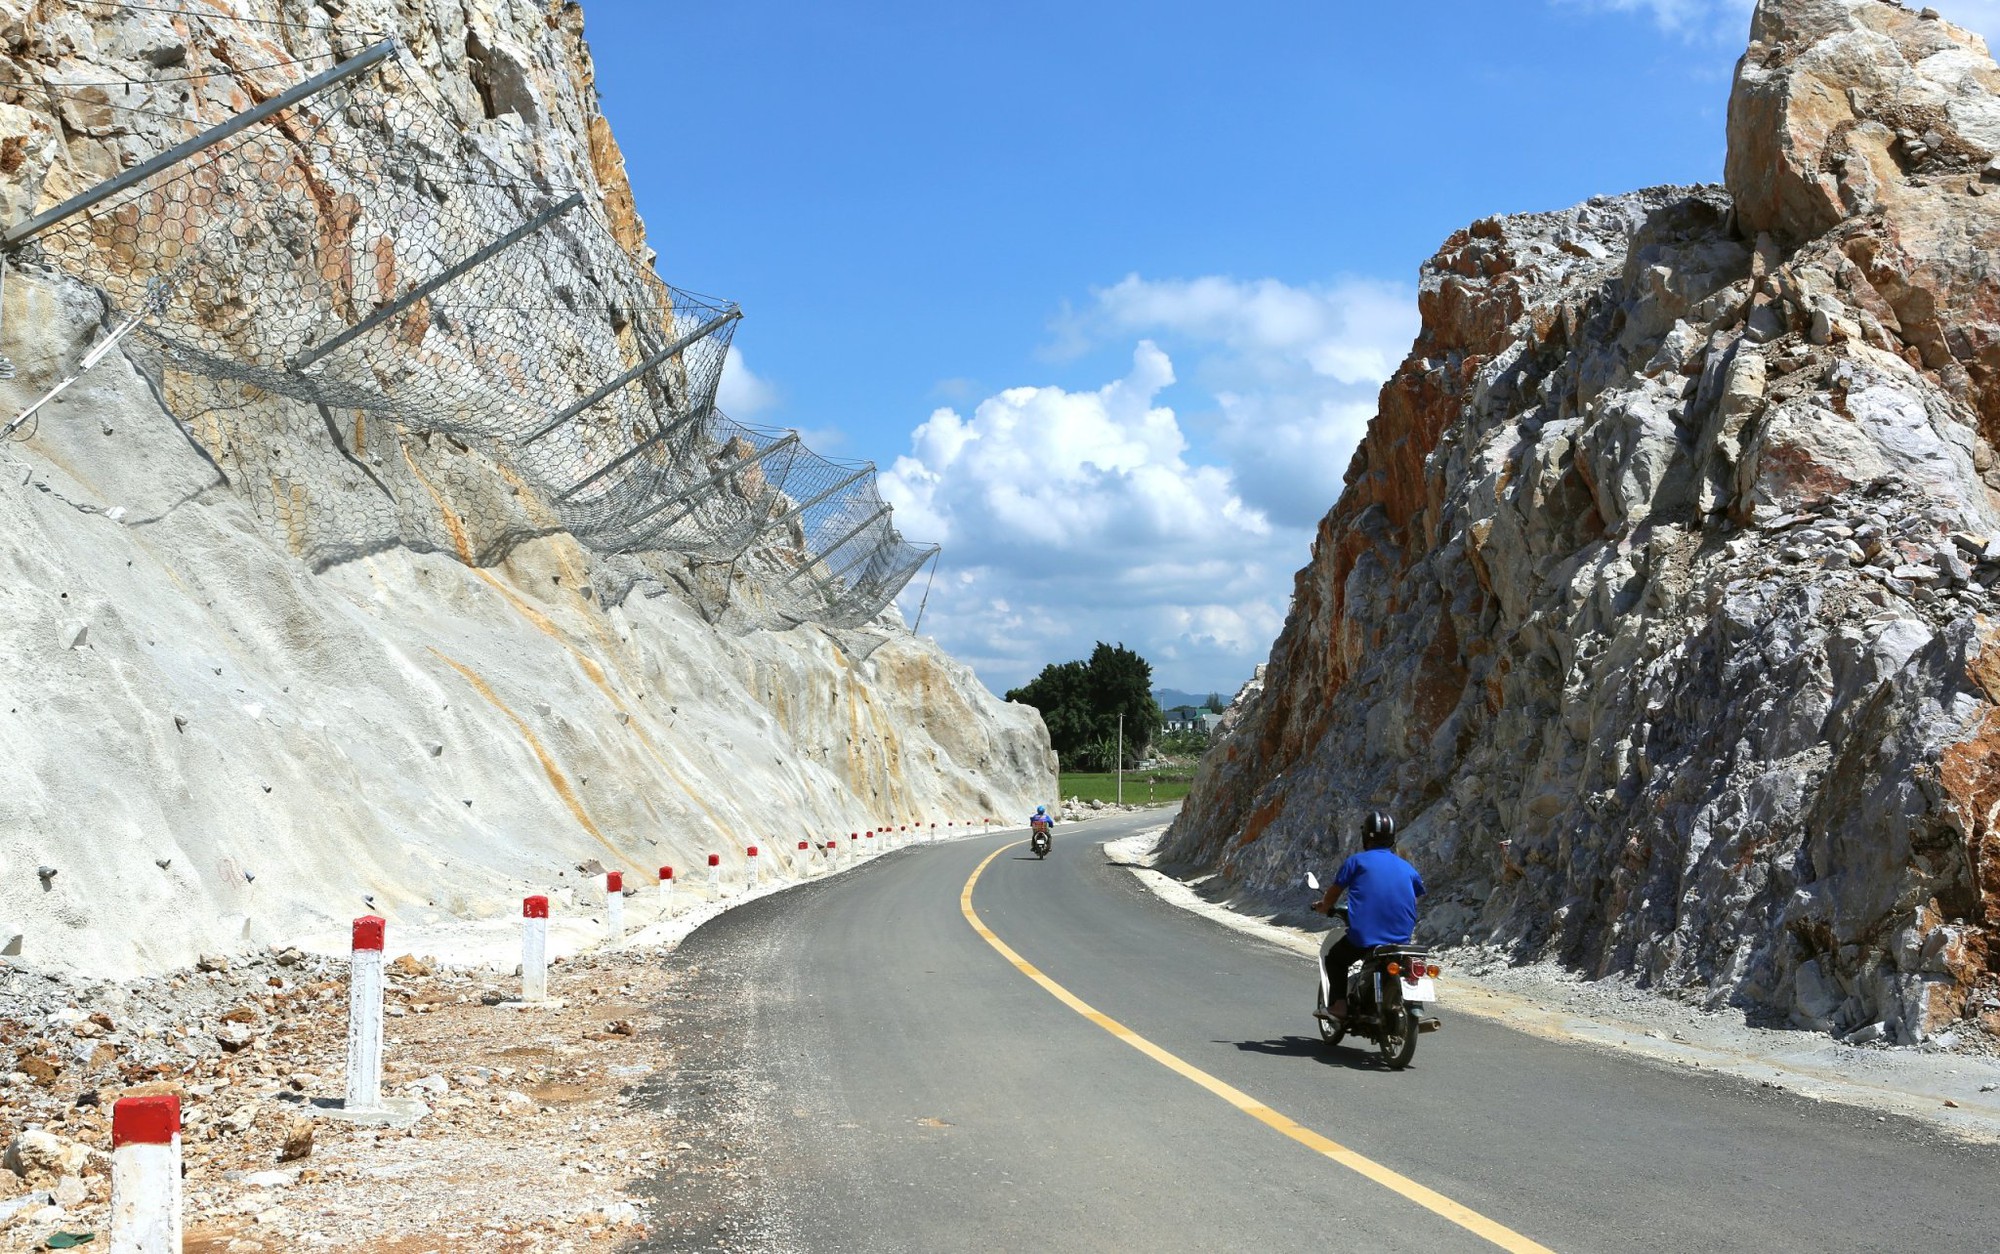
[1102,825,2000,1144]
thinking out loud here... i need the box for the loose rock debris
[1,945,753,1251]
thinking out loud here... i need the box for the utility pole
[1116,713,1123,807]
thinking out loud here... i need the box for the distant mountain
[1154,687,1234,712]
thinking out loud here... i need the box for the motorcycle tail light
[1405,969,1420,984]
[1384,962,1401,977]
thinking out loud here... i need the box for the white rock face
[0,1,1051,976]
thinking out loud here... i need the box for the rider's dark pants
[1323,933,1369,1004]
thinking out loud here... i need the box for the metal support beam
[4,40,397,248]
[4,274,173,437]
[804,529,893,602]
[518,306,740,446]
[558,397,718,510]
[552,425,671,503]
[747,464,872,544]
[625,432,800,533]
[833,544,934,613]
[781,503,892,587]
[290,192,583,371]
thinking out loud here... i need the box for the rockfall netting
[5,9,934,630]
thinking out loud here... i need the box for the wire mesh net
[6,16,931,630]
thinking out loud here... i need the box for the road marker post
[798,840,811,875]
[658,865,674,909]
[708,852,721,895]
[492,896,564,1015]
[345,916,386,1113]
[523,895,550,1002]
[111,1094,181,1253]
[864,830,875,857]
[605,872,624,941]
[747,845,760,886]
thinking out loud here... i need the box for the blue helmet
[1035,805,1046,814]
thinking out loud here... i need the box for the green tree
[1006,641,1165,768]
[1204,691,1225,712]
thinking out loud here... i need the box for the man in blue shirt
[1312,810,1426,1022]
[1029,805,1054,851]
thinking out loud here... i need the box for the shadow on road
[1227,1034,1405,1072]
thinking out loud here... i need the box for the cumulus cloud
[880,341,1303,691]
[1058,274,1418,529]
[886,271,1420,692]
[882,341,1270,568]
[716,346,778,417]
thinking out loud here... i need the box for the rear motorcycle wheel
[1378,1007,1418,1070]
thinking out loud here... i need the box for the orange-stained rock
[1165,2,2000,1043]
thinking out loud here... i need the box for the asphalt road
[641,812,2000,1252]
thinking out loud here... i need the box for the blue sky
[579,0,1999,695]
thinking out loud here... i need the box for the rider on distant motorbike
[1029,805,1054,850]
[1312,810,1425,1022]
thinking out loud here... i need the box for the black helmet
[1361,810,1397,849]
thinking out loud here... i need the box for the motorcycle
[1305,872,1442,1070]
[1029,820,1052,859]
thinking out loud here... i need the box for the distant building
[1166,705,1225,739]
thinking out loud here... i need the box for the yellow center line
[959,843,1555,1254]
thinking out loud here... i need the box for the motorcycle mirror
[1305,872,1321,891]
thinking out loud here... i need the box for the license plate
[1401,977,1437,1002]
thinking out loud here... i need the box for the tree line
[1004,642,1164,772]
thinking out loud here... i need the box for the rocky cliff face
[1164,0,2000,1044]
[0,0,1051,976]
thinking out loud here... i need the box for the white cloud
[889,274,1418,694]
[1061,274,1419,529]
[881,342,1300,692]
[716,346,778,417]
[882,341,1270,567]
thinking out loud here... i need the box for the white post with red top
[864,830,876,857]
[345,916,385,1113]
[111,1093,182,1253]
[747,845,760,886]
[707,852,722,894]
[605,872,624,941]
[658,865,674,909]
[522,895,550,1003]
[798,840,811,875]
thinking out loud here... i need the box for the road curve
[638,811,2000,1253]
